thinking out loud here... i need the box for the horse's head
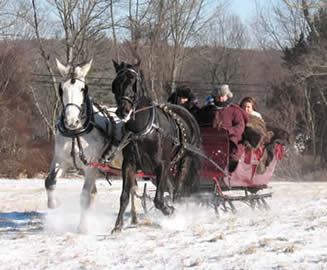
[111,60,144,120]
[56,58,93,130]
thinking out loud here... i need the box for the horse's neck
[127,96,153,133]
[137,95,152,107]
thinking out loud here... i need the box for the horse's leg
[112,163,136,233]
[173,156,192,201]
[130,185,139,225]
[77,168,97,234]
[154,162,174,216]
[45,162,64,209]
[166,175,175,203]
[91,184,97,207]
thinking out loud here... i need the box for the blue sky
[230,0,257,22]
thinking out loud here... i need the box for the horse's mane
[136,69,150,99]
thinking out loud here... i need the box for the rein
[134,105,154,114]
[57,95,94,138]
[57,87,101,171]
[60,96,94,171]
[71,135,88,169]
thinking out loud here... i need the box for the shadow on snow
[0,211,44,233]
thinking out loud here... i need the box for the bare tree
[252,0,309,50]
[110,0,119,61]
[166,0,224,91]
[111,0,225,101]
[123,0,172,100]
[19,0,113,136]
[196,13,249,86]
[253,0,327,168]
[0,0,31,38]
[47,0,111,63]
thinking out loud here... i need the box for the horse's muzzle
[64,118,82,130]
[116,101,133,120]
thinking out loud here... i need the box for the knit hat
[205,96,214,105]
[177,88,191,98]
[211,84,233,98]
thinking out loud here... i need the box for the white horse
[45,58,117,233]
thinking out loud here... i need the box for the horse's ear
[112,81,117,94]
[56,58,70,77]
[83,84,88,98]
[58,83,63,97]
[112,59,119,73]
[133,60,141,72]
[79,58,93,78]
[140,70,145,80]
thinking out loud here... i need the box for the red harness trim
[274,144,285,161]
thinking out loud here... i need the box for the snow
[1,178,327,270]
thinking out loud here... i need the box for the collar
[214,97,232,109]
[134,106,158,137]
[57,95,94,137]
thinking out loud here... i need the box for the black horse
[111,60,201,232]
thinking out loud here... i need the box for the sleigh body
[199,127,284,189]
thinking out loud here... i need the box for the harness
[112,67,186,166]
[109,103,229,178]
[132,106,159,137]
[115,68,146,118]
[57,80,114,173]
[57,94,94,138]
[107,65,230,179]
[108,104,184,168]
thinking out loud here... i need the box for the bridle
[59,77,87,115]
[114,68,141,110]
[57,77,94,137]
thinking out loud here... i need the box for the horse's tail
[185,150,202,196]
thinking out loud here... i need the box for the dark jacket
[167,88,199,116]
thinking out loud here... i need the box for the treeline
[0,43,52,178]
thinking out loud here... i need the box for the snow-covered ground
[0,178,327,270]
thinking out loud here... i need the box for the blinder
[113,68,139,107]
[83,84,88,99]
[58,82,63,98]
[58,80,90,124]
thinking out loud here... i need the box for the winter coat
[242,114,273,150]
[196,104,216,127]
[167,89,199,117]
[212,104,247,148]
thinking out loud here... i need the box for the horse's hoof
[47,202,56,209]
[162,205,175,216]
[111,227,122,234]
[173,194,182,203]
[47,199,60,209]
[77,223,88,234]
[131,216,138,225]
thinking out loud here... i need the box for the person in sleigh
[240,96,289,174]
[198,84,248,172]
[167,85,199,116]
